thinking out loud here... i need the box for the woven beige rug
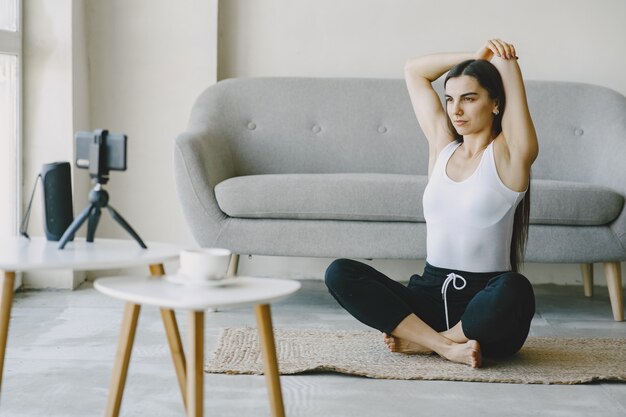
[205,328,626,384]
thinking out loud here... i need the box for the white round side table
[0,236,181,414]
[95,276,300,417]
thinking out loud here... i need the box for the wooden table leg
[105,302,141,417]
[255,304,285,417]
[161,309,187,406]
[150,263,187,408]
[0,270,16,390]
[187,311,204,417]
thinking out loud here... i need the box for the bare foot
[383,333,433,354]
[441,340,482,368]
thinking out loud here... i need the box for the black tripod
[58,182,147,249]
[58,129,147,250]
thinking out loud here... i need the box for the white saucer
[165,273,239,287]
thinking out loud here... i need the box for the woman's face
[445,75,498,137]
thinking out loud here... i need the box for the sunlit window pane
[0,54,18,236]
[0,0,18,31]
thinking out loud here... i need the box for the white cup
[179,248,232,283]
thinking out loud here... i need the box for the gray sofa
[174,77,626,321]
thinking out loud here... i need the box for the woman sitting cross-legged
[325,39,538,368]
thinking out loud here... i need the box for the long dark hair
[444,59,530,273]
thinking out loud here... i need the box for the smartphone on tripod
[57,129,145,250]
[75,130,127,175]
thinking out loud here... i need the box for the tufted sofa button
[312,125,322,134]
[247,122,257,130]
[574,128,584,136]
[378,125,388,134]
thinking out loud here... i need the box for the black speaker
[41,162,74,241]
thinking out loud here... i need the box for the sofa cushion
[531,180,624,226]
[215,175,623,226]
[215,174,427,222]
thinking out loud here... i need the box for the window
[0,0,21,237]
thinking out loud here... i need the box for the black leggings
[325,259,535,358]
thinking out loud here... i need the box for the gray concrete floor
[2,279,626,417]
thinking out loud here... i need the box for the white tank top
[422,141,525,272]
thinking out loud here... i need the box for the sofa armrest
[604,158,626,255]
[590,129,626,255]
[173,130,235,246]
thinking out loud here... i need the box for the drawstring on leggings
[441,272,467,330]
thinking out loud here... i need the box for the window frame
[0,0,22,236]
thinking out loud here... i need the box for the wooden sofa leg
[603,262,624,321]
[581,263,594,297]
[228,253,240,277]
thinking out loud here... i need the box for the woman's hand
[476,39,518,61]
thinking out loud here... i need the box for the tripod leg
[58,204,95,249]
[87,207,102,243]
[106,206,148,249]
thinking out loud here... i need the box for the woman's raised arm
[479,40,539,167]
[404,53,473,152]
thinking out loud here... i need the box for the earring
[493,109,499,116]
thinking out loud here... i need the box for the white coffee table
[0,236,181,414]
[95,275,301,417]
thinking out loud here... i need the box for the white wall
[22,0,89,288]
[83,0,218,248]
[23,0,75,235]
[219,0,626,96]
[217,0,626,286]
[22,0,217,286]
